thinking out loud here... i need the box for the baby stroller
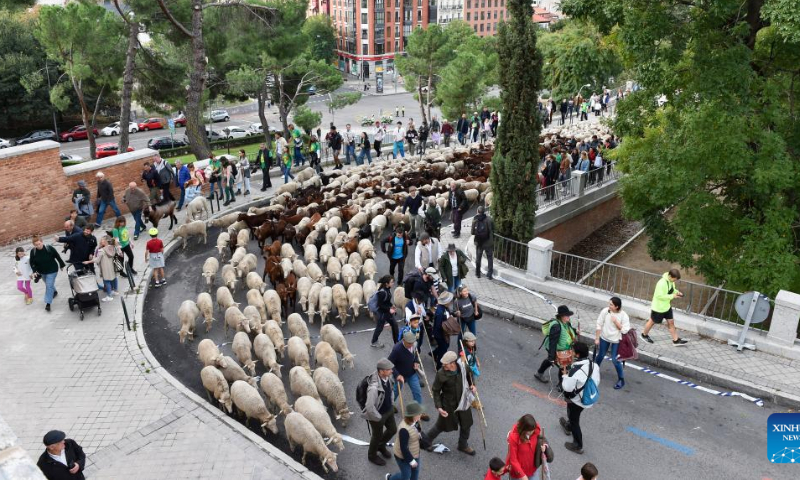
[67,264,101,320]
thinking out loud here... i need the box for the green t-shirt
[113,226,130,248]
[311,141,320,153]
[210,159,221,173]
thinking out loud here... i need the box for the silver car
[209,110,230,122]
[0,138,10,148]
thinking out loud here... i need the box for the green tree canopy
[303,14,336,63]
[292,105,321,133]
[395,24,450,123]
[564,0,800,295]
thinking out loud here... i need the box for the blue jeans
[596,338,624,380]
[177,186,186,209]
[293,146,305,166]
[393,141,405,158]
[102,278,118,295]
[460,316,476,336]
[457,132,465,145]
[282,164,295,183]
[356,149,372,165]
[389,455,420,480]
[393,372,422,404]
[344,144,355,164]
[96,199,121,225]
[132,209,146,237]
[209,180,218,197]
[43,271,58,305]
[446,275,461,293]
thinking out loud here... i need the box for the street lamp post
[44,60,59,136]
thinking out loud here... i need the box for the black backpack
[230,162,238,177]
[474,217,489,243]
[355,374,371,411]
[158,165,173,185]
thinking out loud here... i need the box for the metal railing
[493,233,529,271]
[550,251,766,329]
[536,176,576,210]
[584,163,621,192]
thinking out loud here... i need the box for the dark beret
[43,430,66,446]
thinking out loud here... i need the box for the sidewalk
[439,218,800,408]
[0,168,328,479]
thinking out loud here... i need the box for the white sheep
[361,279,377,320]
[331,284,348,326]
[185,196,210,222]
[294,396,345,452]
[284,412,339,473]
[220,264,238,292]
[393,286,406,312]
[275,181,300,196]
[341,264,358,289]
[232,331,257,376]
[307,282,324,322]
[313,341,339,375]
[292,259,308,278]
[253,333,281,377]
[333,232,347,250]
[200,365,232,413]
[304,229,321,247]
[326,216,343,232]
[290,366,321,401]
[348,252,364,273]
[280,258,294,279]
[335,247,348,266]
[260,372,293,415]
[318,286,333,325]
[319,324,355,370]
[263,289,282,324]
[306,262,325,283]
[197,339,227,368]
[216,231,231,260]
[313,367,351,427]
[370,214,387,243]
[246,271,265,293]
[230,246,247,267]
[347,212,368,231]
[296,276,312,313]
[202,257,219,290]
[249,204,284,215]
[218,355,257,387]
[224,306,250,338]
[287,313,312,354]
[288,336,312,373]
[326,257,342,282]
[304,244,318,264]
[346,283,363,321]
[357,239,375,259]
[243,305,264,336]
[484,191,493,208]
[325,227,339,246]
[263,320,285,360]
[246,288,267,322]
[281,242,297,261]
[196,292,214,332]
[227,220,248,238]
[230,380,278,435]
[319,244,333,264]
[464,188,480,203]
[178,300,200,344]
[174,220,207,250]
[362,259,377,281]
[236,253,258,279]
[209,212,240,229]
[236,228,250,250]
[295,167,315,183]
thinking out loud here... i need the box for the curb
[477,301,800,408]
[129,193,323,480]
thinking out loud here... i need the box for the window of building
[362,12,368,23]
[363,44,369,54]
[361,0,366,7]
[395,24,400,37]
[467,0,471,7]
[494,22,497,31]
[362,28,368,39]
[473,24,477,32]
[480,11,484,20]
[387,25,391,36]
[500,11,504,19]
[466,12,470,20]
[500,0,504,5]
[395,40,399,51]
[480,23,484,32]
[395,11,399,21]
[481,0,485,7]
[417,10,421,21]
[494,0,497,6]
[387,0,391,6]
[375,43,385,55]
[493,11,497,19]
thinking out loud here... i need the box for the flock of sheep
[169,144,492,473]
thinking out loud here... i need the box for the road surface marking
[512,382,567,407]
[626,426,695,456]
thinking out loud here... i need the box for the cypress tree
[489,0,542,241]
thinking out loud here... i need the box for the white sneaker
[102,297,114,302]
[112,291,120,296]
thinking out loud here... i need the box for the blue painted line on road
[626,426,695,456]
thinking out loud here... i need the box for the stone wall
[0,141,159,246]
[536,193,622,252]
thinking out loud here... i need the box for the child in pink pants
[15,247,33,305]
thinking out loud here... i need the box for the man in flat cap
[388,329,431,422]
[362,358,398,467]
[37,430,86,480]
[425,350,477,455]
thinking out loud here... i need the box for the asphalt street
[143,209,785,480]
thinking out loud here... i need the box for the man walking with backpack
[154,157,175,202]
[360,358,398,466]
[471,206,494,279]
[560,342,600,454]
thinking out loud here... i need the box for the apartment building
[437,0,464,25]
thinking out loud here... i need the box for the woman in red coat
[505,414,554,480]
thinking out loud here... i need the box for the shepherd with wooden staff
[389,330,432,422]
[424,351,478,456]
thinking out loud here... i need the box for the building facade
[464,0,506,37]
[437,0,463,25]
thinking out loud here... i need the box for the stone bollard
[767,290,800,347]
[527,237,554,280]
[572,170,587,196]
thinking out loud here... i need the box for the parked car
[147,136,188,150]
[307,85,317,95]
[173,113,186,127]
[59,125,99,142]
[96,142,134,158]
[0,138,10,148]
[60,153,84,163]
[205,128,223,141]
[15,130,58,146]
[247,123,278,135]
[209,110,230,122]
[137,118,166,131]
[101,121,138,136]
[222,126,249,139]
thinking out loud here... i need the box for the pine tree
[489,0,542,241]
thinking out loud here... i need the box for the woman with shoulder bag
[454,284,480,337]
[86,235,122,302]
[595,296,630,389]
[505,414,554,480]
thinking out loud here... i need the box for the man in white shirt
[414,233,440,273]
[373,121,385,157]
[592,150,604,184]
[393,121,406,159]
[344,124,356,165]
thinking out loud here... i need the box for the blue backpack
[580,361,599,406]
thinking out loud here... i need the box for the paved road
[143,221,783,480]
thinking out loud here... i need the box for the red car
[137,118,165,131]
[96,142,134,158]
[60,125,99,142]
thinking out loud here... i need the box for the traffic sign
[729,291,771,352]
[167,119,175,134]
